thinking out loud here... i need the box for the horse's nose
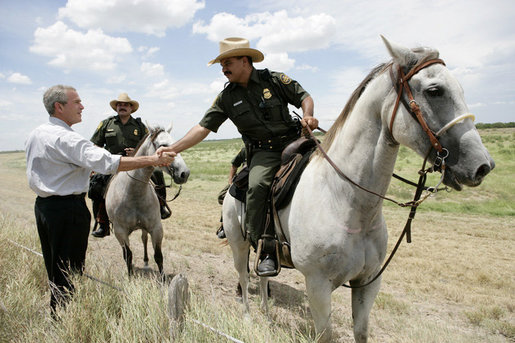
[475,161,493,182]
[180,170,190,182]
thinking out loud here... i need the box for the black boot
[92,223,110,238]
[257,254,276,276]
[160,203,171,219]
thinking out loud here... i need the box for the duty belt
[251,134,298,151]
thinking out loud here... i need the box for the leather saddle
[228,137,318,270]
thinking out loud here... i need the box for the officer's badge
[263,88,272,99]
[280,73,292,84]
[134,129,138,136]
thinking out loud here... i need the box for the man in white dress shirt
[25,85,175,316]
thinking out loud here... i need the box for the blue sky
[0,0,513,151]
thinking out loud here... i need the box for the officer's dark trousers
[151,169,166,201]
[34,194,91,314]
[245,150,282,245]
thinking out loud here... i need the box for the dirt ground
[1,152,513,342]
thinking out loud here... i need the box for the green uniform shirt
[90,115,147,155]
[199,68,310,142]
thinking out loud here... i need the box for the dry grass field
[0,128,513,342]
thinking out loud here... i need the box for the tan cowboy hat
[207,37,264,66]
[110,93,139,112]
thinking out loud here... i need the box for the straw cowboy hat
[110,93,139,112]
[207,37,264,66]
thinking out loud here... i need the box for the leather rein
[302,58,475,289]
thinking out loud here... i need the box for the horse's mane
[317,63,388,152]
[317,46,439,153]
[133,126,164,154]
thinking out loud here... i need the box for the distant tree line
[476,122,515,129]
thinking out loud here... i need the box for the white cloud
[141,62,165,77]
[193,10,336,54]
[58,0,205,37]
[7,72,32,85]
[139,46,160,59]
[0,99,13,108]
[106,74,127,84]
[262,52,295,72]
[145,79,178,100]
[296,64,319,72]
[30,21,132,71]
[0,73,4,79]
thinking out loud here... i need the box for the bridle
[302,58,475,289]
[125,128,182,202]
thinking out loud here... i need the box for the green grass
[384,129,514,217]
[0,128,513,343]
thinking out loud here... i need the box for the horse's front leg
[150,225,164,281]
[228,238,251,312]
[141,230,149,268]
[351,277,381,343]
[122,244,133,276]
[114,227,133,276]
[258,276,270,315]
[305,274,333,343]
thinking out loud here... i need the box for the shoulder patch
[96,121,103,130]
[279,73,292,85]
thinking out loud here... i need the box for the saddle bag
[232,166,249,190]
[228,166,249,203]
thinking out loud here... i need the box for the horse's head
[148,125,190,184]
[382,36,495,190]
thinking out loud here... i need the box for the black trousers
[34,194,91,312]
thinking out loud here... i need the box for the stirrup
[216,224,226,239]
[254,238,281,277]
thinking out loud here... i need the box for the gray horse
[105,125,190,279]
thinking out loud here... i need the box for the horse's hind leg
[351,277,381,343]
[141,230,149,268]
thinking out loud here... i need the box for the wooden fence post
[168,274,190,341]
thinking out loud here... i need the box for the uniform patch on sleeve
[280,73,292,84]
[96,121,103,130]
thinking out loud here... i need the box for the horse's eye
[426,86,444,97]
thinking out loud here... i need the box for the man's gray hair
[43,85,76,115]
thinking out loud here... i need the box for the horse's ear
[381,35,417,68]
[166,122,173,133]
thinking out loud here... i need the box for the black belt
[251,134,298,151]
[38,193,86,200]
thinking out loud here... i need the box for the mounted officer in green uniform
[156,38,318,276]
[89,93,171,238]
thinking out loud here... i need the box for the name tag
[233,100,242,107]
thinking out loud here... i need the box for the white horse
[223,36,495,342]
[106,125,190,279]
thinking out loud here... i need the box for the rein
[301,58,475,289]
[124,128,182,202]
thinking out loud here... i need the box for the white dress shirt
[25,117,121,198]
